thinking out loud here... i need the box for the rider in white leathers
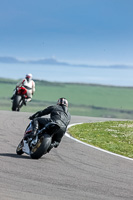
[11,73,35,104]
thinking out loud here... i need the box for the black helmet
[57,97,68,107]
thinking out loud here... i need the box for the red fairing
[17,86,27,96]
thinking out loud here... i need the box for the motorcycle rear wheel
[30,134,51,159]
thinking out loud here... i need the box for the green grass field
[68,121,133,158]
[0,78,133,118]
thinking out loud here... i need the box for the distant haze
[0,56,133,69]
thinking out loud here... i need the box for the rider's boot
[23,98,31,106]
[24,119,39,140]
[47,141,59,153]
[31,119,39,138]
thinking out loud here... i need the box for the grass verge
[68,121,133,158]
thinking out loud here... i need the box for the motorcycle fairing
[22,140,30,155]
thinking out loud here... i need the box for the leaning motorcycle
[12,86,27,111]
[16,121,60,159]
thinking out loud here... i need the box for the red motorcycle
[12,86,28,111]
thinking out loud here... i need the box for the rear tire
[30,134,51,159]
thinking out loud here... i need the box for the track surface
[0,110,133,200]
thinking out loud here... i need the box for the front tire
[12,95,22,111]
[16,140,24,155]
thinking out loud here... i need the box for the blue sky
[0,0,133,65]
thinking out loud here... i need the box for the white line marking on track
[66,123,133,161]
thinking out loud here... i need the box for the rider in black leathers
[28,98,71,152]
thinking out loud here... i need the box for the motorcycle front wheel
[16,140,24,155]
[12,95,22,111]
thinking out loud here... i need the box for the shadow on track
[0,153,30,159]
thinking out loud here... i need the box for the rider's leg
[26,97,32,102]
[32,118,39,137]
[24,118,39,140]
[24,91,32,105]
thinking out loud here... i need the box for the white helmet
[26,73,32,81]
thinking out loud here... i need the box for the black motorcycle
[16,121,60,159]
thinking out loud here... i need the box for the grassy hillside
[0,78,133,119]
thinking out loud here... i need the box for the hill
[0,78,133,119]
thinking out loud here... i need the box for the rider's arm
[29,106,53,119]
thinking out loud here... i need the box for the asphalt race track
[0,110,133,200]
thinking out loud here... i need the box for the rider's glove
[29,116,34,120]
[29,111,40,120]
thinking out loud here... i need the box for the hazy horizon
[0,56,133,69]
[1,62,133,87]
